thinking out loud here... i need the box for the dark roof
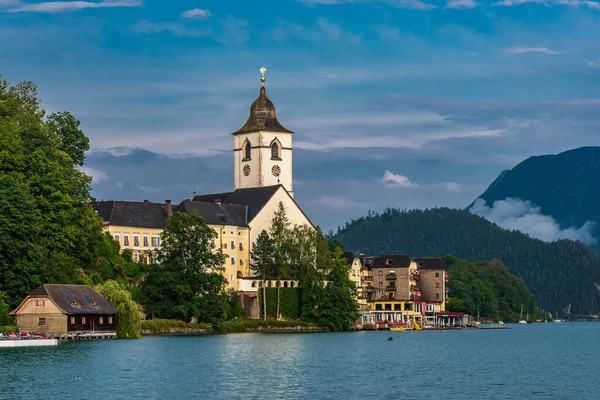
[29,285,118,315]
[92,200,168,229]
[233,86,293,135]
[413,258,447,270]
[372,254,411,268]
[175,201,248,227]
[343,252,360,267]
[192,185,281,222]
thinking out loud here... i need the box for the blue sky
[1,0,600,232]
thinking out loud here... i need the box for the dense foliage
[0,291,14,326]
[141,211,227,322]
[333,207,600,316]
[258,288,302,319]
[96,280,143,339]
[473,146,600,252]
[251,202,359,329]
[0,75,135,307]
[444,256,541,322]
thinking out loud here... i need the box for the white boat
[0,339,58,348]
[518,305,527,324]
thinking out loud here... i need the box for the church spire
[232,67,293,135]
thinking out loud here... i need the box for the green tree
[0,291,14,326]
[0,75,106,306]
[96,280,143,339]
[302,248,359,331]
[142,211,226,322]
[250,230,275,320]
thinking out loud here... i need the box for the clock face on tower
[271,165,281,177]
[243,164,251,176]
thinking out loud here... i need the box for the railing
[410,285,420,292]
[386,274,397,280]
[364,287,374,293]
[386,286,397,291]
[363,275,373,281]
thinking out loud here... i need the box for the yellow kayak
[390,327,405,332]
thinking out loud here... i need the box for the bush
[258,288,302,319]
[141,319,213,334]
[215,318,314,333]
[0,325,18,332]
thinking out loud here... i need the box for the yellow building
[93,199,252,290]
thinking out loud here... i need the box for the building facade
[11,284,118,338]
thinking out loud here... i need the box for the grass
[141,319,213,334]
[140,319,325,335]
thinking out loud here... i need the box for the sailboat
[519,305,527,324]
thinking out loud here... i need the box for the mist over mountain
[469,147,600,251]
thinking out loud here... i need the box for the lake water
[1,323,599,399]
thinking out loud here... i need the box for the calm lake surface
[1,323,599,399]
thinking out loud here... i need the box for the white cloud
[298,0,436,9]
[446,0,478,8]
[2,0,141,13]
[492,0,600,7]
[588,61,600,68]
[382,170,419,188]
[443,182,462,192]
[180,8,211,19]
[502,47,560,55]
[470,198,597,245]
[80,166,108,182]
[133,20,212,37]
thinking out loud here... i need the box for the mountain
[332,208,600,316]
[471,146,600,251]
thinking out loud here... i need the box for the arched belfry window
[243,140,251,160]
[271,141,281,160]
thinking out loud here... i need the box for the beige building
[413,258,448,306]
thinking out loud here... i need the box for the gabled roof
[22,284,118,315]
[233,86,293,135]
[93,200,168,229]
[413,258,447,270]
[192,185,282,223]
[175,201,248,227]
[372,254,412,268]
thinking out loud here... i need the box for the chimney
[143,199,149,203]
[165,200,172,216]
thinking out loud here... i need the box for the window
[231,241,235,249]
[38,318,46,325]
[244,141,251,160]
[230,274,234,282]
[36,300,45,306]
[211,239,216,249]
[134,235,139,247]
[378,271,383,276]
[114,234,120,243]
[239,259,244,266]
[231,257,235,265]
[82,317,86,324]
[435,283,440,288]
[435,272,440,278]
[378,282,383,287]
[251,281,257,288]
[375,304,382,311]
[152,236,159,247]
[124,235,130,247]
[394,304,401,311]
[404,303,413,311]
[133,253,139,262]
[271,142,280,159]
[99,317,104,324]
[239,243,244,251]
[70,316,75,324]
[108,316,113,324]
[436,293,440,299]
[143,236,149,247]
[386,259,393,265]
[384,303,392,311]
[223,243,227,249]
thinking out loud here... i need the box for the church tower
[232,68,294,197]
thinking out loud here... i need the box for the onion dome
[233,68,293,135]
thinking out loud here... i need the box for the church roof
[192,185,282,222]
[233,86,294,135]
[175,201,248,227]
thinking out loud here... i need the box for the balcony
[386,286,397,291]
[386,273,397,280]
[364,287,375,293]
[363,275,373,282]
[410,271,420,281]
[410,285,420,292]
